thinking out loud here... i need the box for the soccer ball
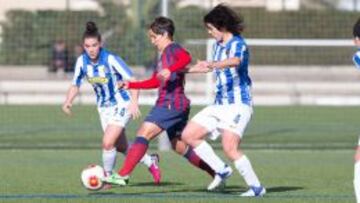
[80,164,105,191]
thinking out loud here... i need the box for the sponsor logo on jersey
[88,77,108,84]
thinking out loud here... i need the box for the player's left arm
[207,57,241,70]
[209,42,245,69]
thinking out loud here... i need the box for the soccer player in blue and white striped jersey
[62,22,161,185]
[353,18,360,203]
[182,4,265,196]
[353,19,360,70]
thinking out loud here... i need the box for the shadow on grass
[266,186,304,193]
[129,181,185,187]
[90,183,303,196]
[220,185,303,194]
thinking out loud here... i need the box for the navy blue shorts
[144,106,189,140]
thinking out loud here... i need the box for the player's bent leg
[115,131,128,153]
[137,122,162,184]
[221,131,243,161]
[181,121,208,147]
[102,125,124,176]
[222,132,265,197]
[103,125,124,149]
[118,122,162,179]
[182,122,231,190]
[116,130,161,184]
[171,137,215,177]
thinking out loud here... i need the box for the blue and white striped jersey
[353,49,360,70]
[72,48,132,107]
[211,35,252,106]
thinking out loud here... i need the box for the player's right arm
[62,85,79,116]
[62,56,84,116]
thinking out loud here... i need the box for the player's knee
[170,138,186,155]
[222,146,239,161]
[173,144,186,155]
[355,148,360,162]
[173,147,183,155]
[181,127,192,143]
[223,147,233,157]
[102,141,115,150]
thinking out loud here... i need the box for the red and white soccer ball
[81,164,105,191]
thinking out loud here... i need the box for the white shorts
[191,104,253,140]
[97,103,131,131]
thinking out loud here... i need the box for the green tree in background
[0,3,358,66]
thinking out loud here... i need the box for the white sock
[102,148,117,175]
[355,161,360,203]
[193,141,226,173]
[139,153,153,168]
[234,155,261,187]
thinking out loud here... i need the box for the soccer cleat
[207,165,233,191]
[240,186,266,197]
[149,153,161,184]
[102,173,129,186]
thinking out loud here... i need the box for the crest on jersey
[97,65,107,74]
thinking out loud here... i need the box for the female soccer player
[103,17,215,185]
[62,21,160,185]
[352,17,360,203]
[181,4,266,196]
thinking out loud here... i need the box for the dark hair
[354,18,360,38]
[83,21,101,41]
[149,17,175,39]
[204,4,244,35]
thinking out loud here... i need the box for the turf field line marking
[0,193,354,200]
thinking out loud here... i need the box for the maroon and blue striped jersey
[128,43,191,111]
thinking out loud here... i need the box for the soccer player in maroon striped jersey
[103,17,215,186]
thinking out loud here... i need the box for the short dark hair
[149,17,175,38]
[83,21,101,41]
[354,18,360,38]
[204,4,244,35]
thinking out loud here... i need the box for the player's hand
[156,68,171,81]
[128,102,141,120]
[117,81,129,89]
[62,102,72,116]
[194,60,212,73]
